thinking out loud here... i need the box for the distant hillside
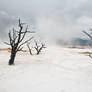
[56,38,92,47]
[71,38,92,46]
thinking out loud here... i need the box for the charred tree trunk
[37,50,40,55]
[27,43,32,55]
[9,51,16,65]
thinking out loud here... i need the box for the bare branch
[8,31,14,47]
[27,31,35,33]
[83,29,92,60]
[19,26,28,43]
[83,30,92,40]
[17,46,23,51]
[27,43,32,55]
[17,37,33,51]
[4,42,10,45]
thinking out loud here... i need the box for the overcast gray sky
[0,0,92,42]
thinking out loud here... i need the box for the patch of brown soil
[0,48,11,53]
[78,51,92,55]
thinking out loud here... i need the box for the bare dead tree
[88,52,92,59]
[83,29,92,58]
[34,41,46,55]
[27,42,32,55]
[4,19,33,65]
